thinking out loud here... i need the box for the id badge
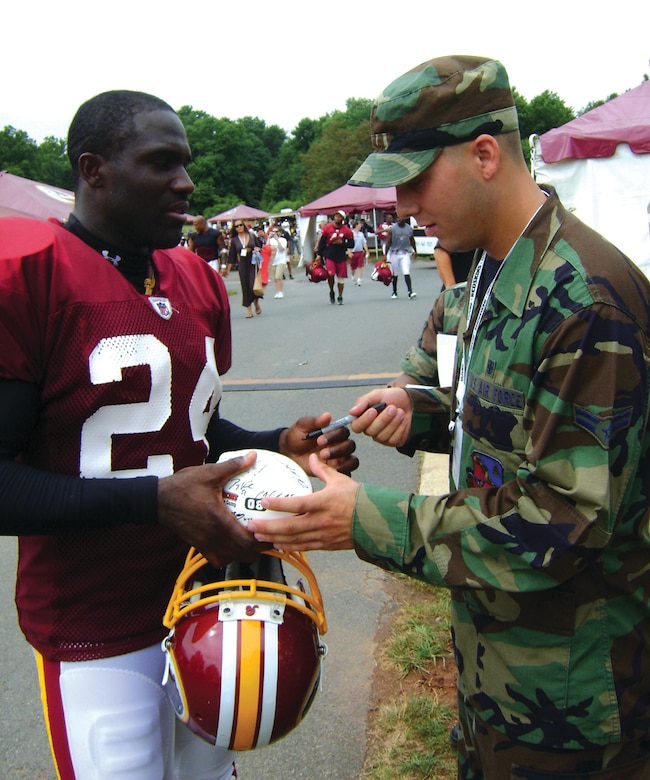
[240,248,247,257]
[451,416,463,489]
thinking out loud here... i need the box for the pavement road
[0,258,443,779]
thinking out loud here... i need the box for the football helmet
[305,259,329,283]
[371,261,393,286]
[162,548,327,751]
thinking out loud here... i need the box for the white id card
[437,334,457,387]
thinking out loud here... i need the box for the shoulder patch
[466,450,504,489]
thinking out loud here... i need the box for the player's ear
[77,152,106,188]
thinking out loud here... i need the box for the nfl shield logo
[149,296,173,320]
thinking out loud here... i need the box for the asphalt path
[0,258,442,779]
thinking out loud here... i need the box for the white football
[218,449,313,526]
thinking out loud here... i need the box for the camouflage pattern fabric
[353,187,650,751]
[400,281,468,386]
[396,282,467,457]
[456,703,650,778]
[350,55,519,188]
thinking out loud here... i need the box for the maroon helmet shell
[372,261,393,286]
[305,261,328,283]
[162,549,327,750]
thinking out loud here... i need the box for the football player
[0,90,357,780]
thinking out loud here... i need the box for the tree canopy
[1,81,640,215]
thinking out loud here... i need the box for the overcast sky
[2,0,648,144]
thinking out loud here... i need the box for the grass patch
[387,583,451,677]
[360,576,457,780]
[365,696,456,780]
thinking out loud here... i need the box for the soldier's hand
[248,454,356,551]
[349,388,412,448]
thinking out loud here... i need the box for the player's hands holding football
[349,387,412,448]
[157,451,268,567]
[280,412,358,476]
[248,454,356,551]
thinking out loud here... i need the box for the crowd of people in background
[184,209,447,314]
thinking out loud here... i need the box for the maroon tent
[208,204,270,223]
[0,171,75,221]
[298,184,396,216]
[536,80,650,163]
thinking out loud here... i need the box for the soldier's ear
[471,135,500,182]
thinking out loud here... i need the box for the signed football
[218,449,313,526]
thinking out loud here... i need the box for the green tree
[0,126,38,177]
[178,107,288,216]
[329,97,373,128]
[512,87,575,166]
[300,118,371,201]
[291,117,326,153]
[34,136,74,190]
[261,142,303,212]
[524,90,574,138]
[0,128,71,190]
[578,93,619,115]
[260,116,328,210]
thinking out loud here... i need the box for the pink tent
[536,80,650,163]
[0,171,75,221]
[208,204,270,223]
[298,184,396,216]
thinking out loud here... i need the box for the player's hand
[248,454,355,551]
[157,452,267,567]
[279,413,359,476]
[349,387,412,448]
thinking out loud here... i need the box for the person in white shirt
[350,221,369,285]
[269,227,289,298]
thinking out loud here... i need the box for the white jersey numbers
[80,334,221,478]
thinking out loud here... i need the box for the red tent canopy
[298,184,396,216]
[537,80,650,163]
[208,204,270,223]
[0,171,75,221]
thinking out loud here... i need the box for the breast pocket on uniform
[462,371,527,456]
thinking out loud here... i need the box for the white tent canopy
[531,81,650,277]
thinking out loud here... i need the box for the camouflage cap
[349,55,519,188]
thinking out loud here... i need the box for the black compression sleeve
[0,379,159,535]
[0,460,159,534]
[205,411,285,463]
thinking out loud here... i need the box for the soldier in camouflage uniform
[249,56,650,779]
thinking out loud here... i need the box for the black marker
[304,402,387,440]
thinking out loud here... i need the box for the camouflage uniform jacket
[396,282,466,456]
[353,188,650,750]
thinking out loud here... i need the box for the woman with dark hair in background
[226,220,262,318]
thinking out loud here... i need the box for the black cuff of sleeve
[396,410,451,457]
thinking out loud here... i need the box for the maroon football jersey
[0,217,232,661]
